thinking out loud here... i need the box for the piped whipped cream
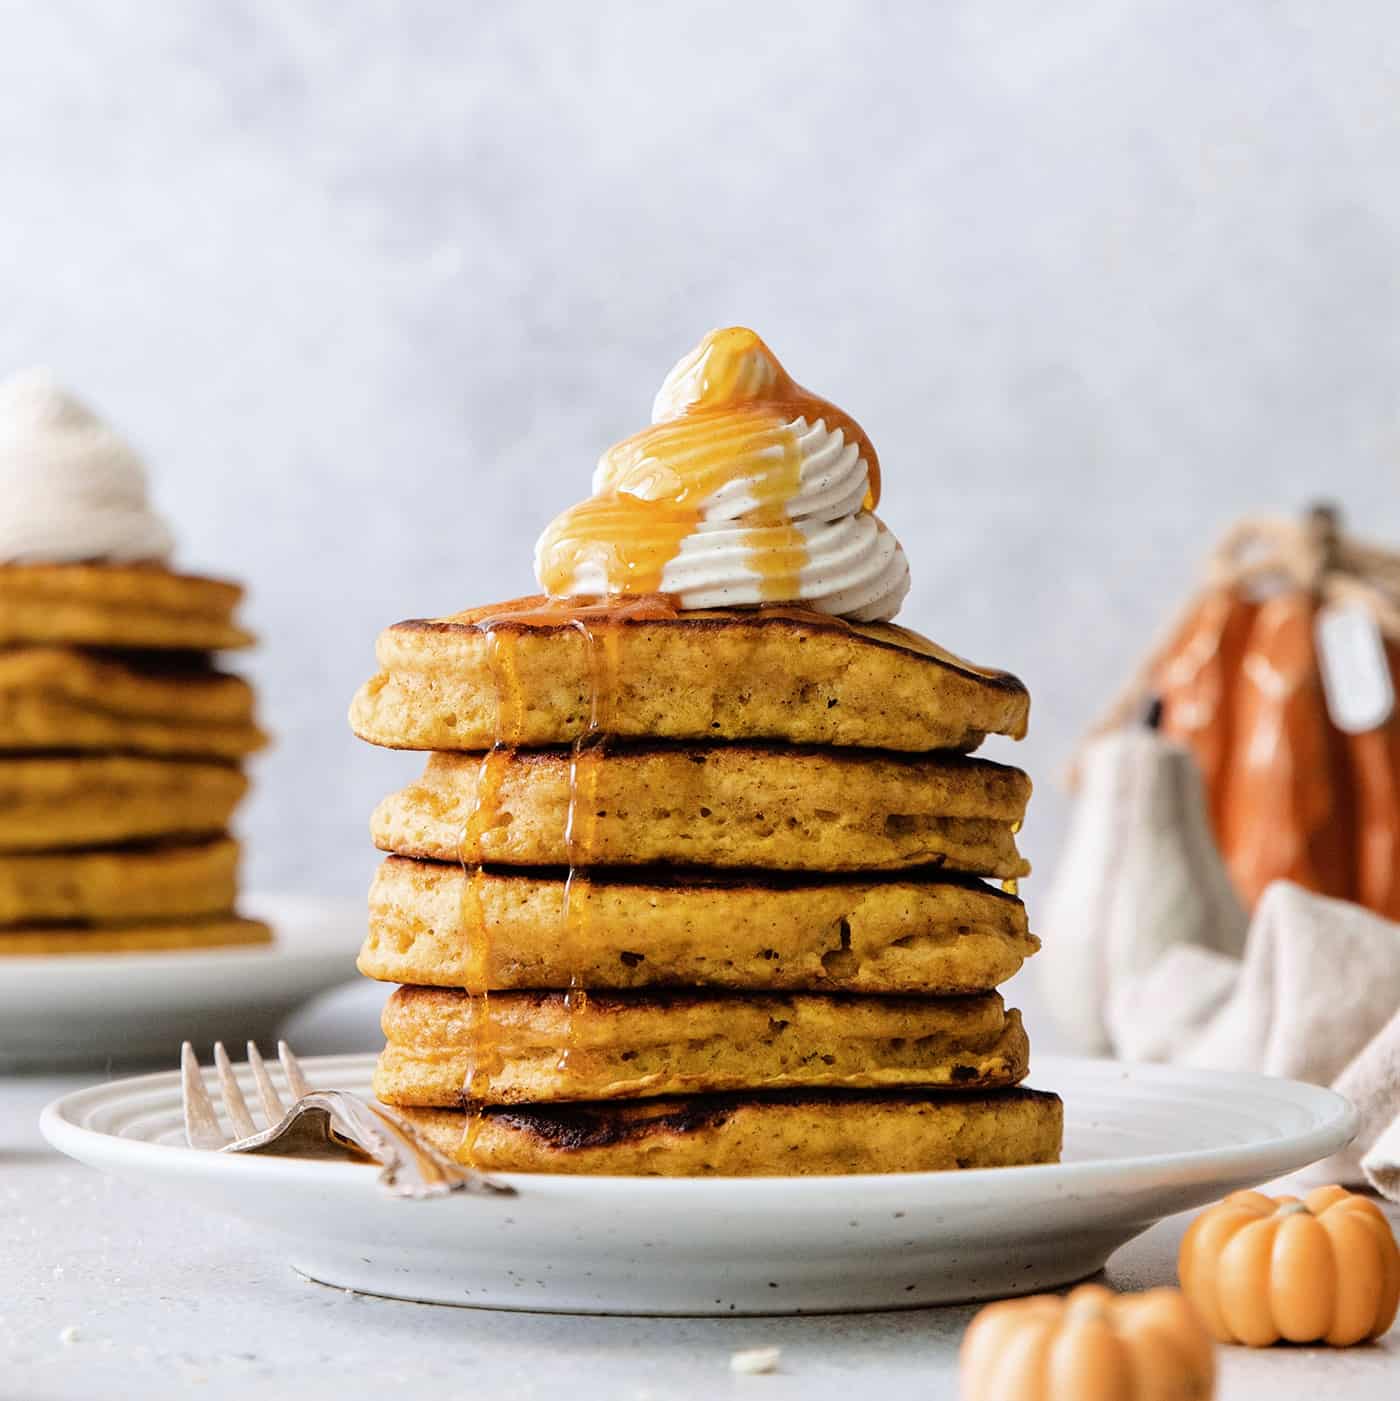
[535,328,910,621]
[0,368,174,564]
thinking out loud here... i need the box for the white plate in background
[41,1053,1355,1315]
[1,892,360,1070]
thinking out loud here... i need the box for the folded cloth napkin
[1051,730,1400,1195]
[1351,1005,1400,1196]
[1110,881,1400,1187]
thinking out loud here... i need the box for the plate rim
[39,1051,1359,1196]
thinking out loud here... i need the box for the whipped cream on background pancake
[534,328,911,621]
[0,368,174,564]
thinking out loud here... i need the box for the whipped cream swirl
[534,329,911,622]
[0,369,174,564]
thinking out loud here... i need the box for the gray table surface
[3,981,1398,1401]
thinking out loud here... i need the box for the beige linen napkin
[1111,881,1400,1187]
[1052,731,1400,1194]
[1350,1006,1400,1196]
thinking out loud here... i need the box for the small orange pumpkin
[960,1283,1215,1401]
[1178,1185,1400,1346]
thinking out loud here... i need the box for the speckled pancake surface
[375,987,1029,1106]
[0,563,252,650]
[0,838,239,925]
[371,744,1031,877]
[0,648,264,758]
[0,756,247,851]
[0,914,270,956]
[395,1086,1063,1176]
[360,856,1038,994]
[350,596,1029,754]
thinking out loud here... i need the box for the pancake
[375,986,1029,1106]
[0,838,239,925]
[0,563,252,651]
[371,743,1030,876]
[350,596,1029,753]
[360,856,1038,994]
[394,1086,1063,1175]
[0,648,264,759]
[0,756,247,851]
[0,914,271,956]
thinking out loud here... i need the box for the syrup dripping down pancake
[360,857,1038,995]
[350,596,1028,754]
[371,742,1031,877]
[374,986,1029,1107]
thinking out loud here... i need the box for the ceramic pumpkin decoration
[1178,1185,1400,1346]
[1085,508,1400,918]
[959,1283,1215,1401]
[1154,584,1258,832]
[1208,590,1356,907]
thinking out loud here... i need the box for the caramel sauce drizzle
[557,619,609,1072]
[1001,819,1023,895]
[456,625,522,1162]
[536,328,879,604]
[455,595,679,1160]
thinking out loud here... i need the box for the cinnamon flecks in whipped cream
[0,368,174,565]
[534,328,911,622]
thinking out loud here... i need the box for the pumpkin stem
[1304,501,1342,587]
[1274,1201,1311,1218]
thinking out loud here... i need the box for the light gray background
[2,0,1399,929]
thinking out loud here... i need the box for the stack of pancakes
[352,599,1062,1175]
[0,563,269,955]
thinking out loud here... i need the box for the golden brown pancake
[0,838,239,925]
[0,756,247,851]
[360,856,1038,994]
[0,563,252,651]
[0,648,264,759]
[371,743,1031,876]
[395,1086,1063,1175]
[350,596,1029,753]
[375,987,1029,1106]
[0,914,271,956]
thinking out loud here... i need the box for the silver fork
[180,1040,513,1200]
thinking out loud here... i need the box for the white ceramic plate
[41,1053,1355,1315]
[1,893,361,1070]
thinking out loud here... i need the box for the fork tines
[180,1040,310,1151]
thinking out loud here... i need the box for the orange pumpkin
[1157,585,1258,833]
[960,1283,1215,1401]
[1213,594,1357,907]
[1178,1185,1400,1346]
[1156,575,1400,918]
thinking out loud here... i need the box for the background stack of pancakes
[352,599,1062,1175]
[0,563,268,955]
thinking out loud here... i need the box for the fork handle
[229,1091,512,1198]
[306,1092,511,1198]
[357,1101,508,1197]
